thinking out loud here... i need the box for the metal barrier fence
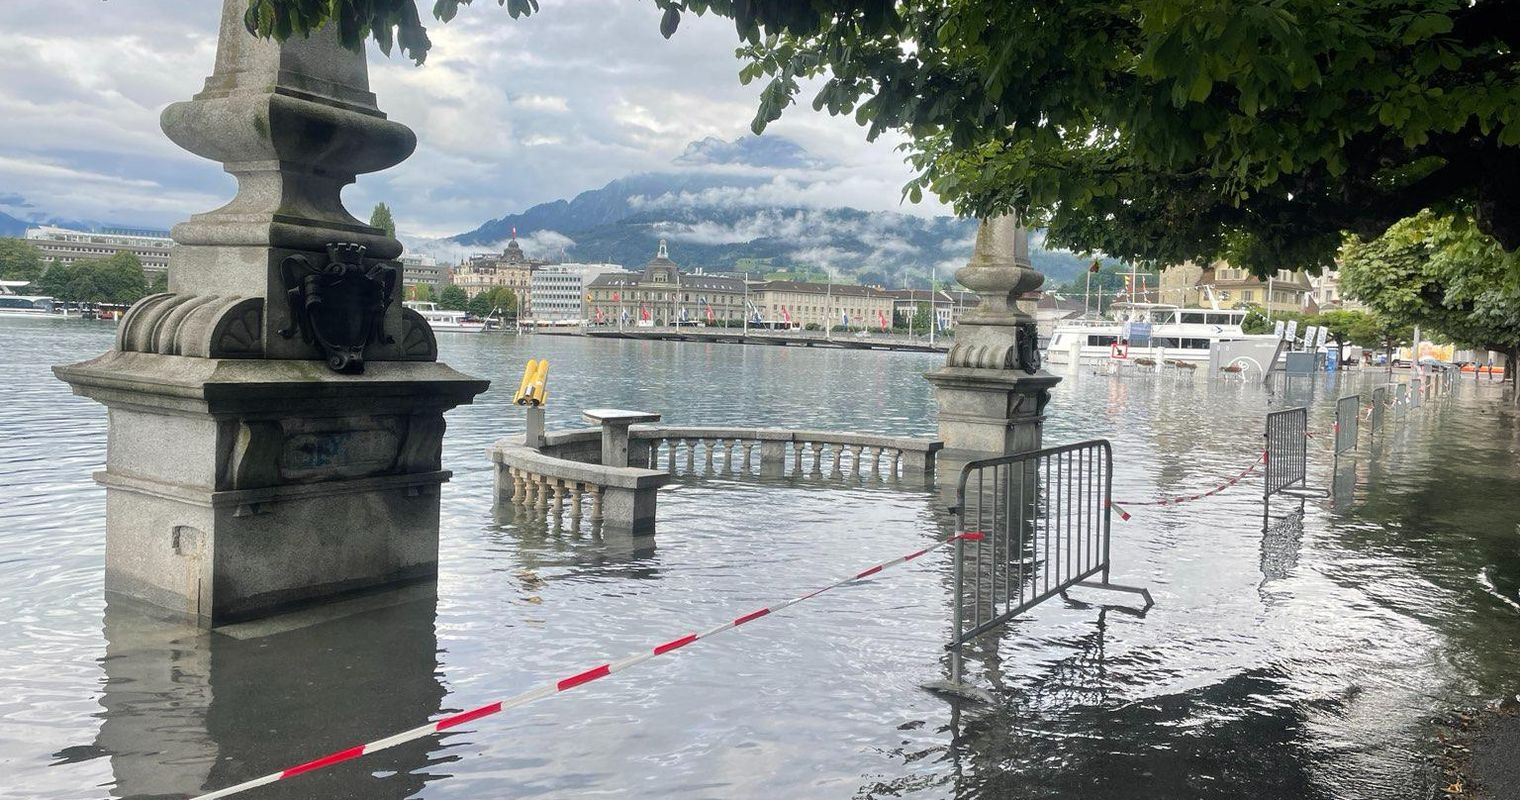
[1395,383,1410,415]
[1370,386,1387,432]
[1264,407,1308,498]
[947,440,1150,684]
[1334,395,1360,454]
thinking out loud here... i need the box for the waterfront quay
[6,315,1520,799]
[546,323,951,353]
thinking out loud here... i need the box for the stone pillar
[924,215,1061,460]
[53,0,488,627]
[758,438,787,477]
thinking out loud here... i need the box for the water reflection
[89,591,446,799]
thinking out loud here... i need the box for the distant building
[751,280,897,330]
[400,253,445,292]
[451,233,542,314]
[883,288,977,331]
[1310,269,1365,311]
[24,225,174,277]
[1160,260,1312,315]
[585,240,746,325]
[530,263,628,322]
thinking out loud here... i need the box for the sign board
[1284,319,1299,344]
[1315,326,1330,348]
[1273,319,1286,339]
[1302,325,1319,351]
[1123,321,1153,346]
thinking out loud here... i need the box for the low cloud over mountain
[424,135,1096,287]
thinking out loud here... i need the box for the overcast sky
[0,0,948,240]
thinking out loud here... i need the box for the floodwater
[2,315,1519,800]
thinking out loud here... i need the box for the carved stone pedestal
[925,214,1062,461]
[57,353,485,625]
[54,0,488,626]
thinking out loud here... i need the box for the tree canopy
[436,283,469,310]
[0,238,45,283]
[1341,210,1520,366]
[35,251,149,304]
[369,202,396,237]
[249,0,1520,274]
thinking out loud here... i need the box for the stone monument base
[55,352,488,626]
[924,366,1060,459]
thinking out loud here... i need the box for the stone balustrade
[627,427,939,481]
[489,426,940,535]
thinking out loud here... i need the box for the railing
[945,439,1151,685]
[629,427,938,481]
[1334,395,1360,454]
[1264,407,1308,498]
[490,427,940,533]
[1394,383,1410,416]
[1369,386,1387,432]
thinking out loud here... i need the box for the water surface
[2,316,1518,799]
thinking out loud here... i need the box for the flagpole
[929,265,936,347]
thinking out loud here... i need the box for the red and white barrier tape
[1107,451,1266,521]
[188,531,987,800]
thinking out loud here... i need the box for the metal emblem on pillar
[279,243,399,373]
[924,214,1061,460]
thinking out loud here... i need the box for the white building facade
[531,263,628,322]
[24,225,174,277]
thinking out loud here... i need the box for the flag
[640,304,650,321]
[877,309,888,331]
[841,311,849,328]
[621,308,630,322]
[781,306,792,324]
[705,303,715,323]
[594,307,604,324]
[612,291,621,303]
[1089,259,1101,273]
[1123,274,1132,297]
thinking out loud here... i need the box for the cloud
[0,0,945,238]
[407,229,577,263]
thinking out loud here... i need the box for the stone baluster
[721,439,735,473]
[740,441,756,473]
[890,449,902,478]
[550,479,566,522]
[704,439,716,473]
[848,445,864,475]
[589,484,604,523]
[533,474,549,512]
[870,447,883,477]
[792,442,803,475]
[570,482,584,520]
[809,442,824,476]
[508,468,523,504]
[828,445,844,477]
[684,439,696,474]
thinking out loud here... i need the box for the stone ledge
[489,442,669,490]
[95,468,452,510]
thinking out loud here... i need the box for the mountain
[435,135,1103,288]
[0,210,32,237]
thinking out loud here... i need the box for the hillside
[435,136,1106,288]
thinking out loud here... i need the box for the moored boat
[1046,302,1266,366]
[405,301,486,333]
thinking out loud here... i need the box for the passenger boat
[404,301,485,333]
[0,293,56,318]
[1046,302,1261,367]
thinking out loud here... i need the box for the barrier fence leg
[949,534,964,687]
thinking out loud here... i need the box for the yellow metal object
[513,359,550,407]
